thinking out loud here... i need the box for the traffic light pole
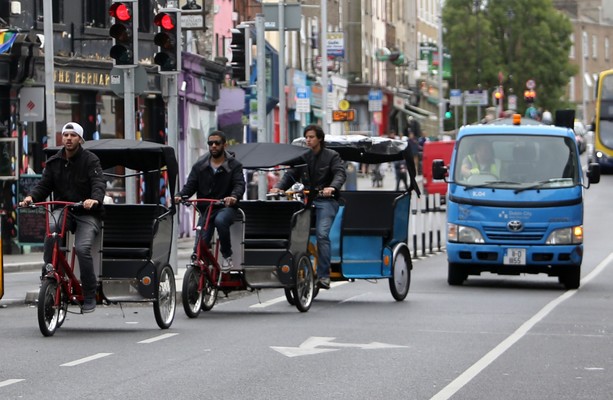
[123,67,136,204]
[256,14,268,200]
[164,73,179,274]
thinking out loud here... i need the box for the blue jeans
[44,210,101,298]
[197,207,237,258]
[313,198,339,279]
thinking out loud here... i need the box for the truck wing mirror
[587,162,601,185]
[432,159,448,180]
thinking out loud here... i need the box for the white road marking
[60,353,113,367]
[250,281,349,309]
[430,252,613,400]
[272,336,408,357]
[0,379,25,388]
[138,333,179,344]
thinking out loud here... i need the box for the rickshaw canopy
[44,139,179,200]
[228,142,311,169]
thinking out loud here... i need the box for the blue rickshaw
[291,135,421,301]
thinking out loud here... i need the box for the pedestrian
[407,131,421,175]
[174,130,245,271]
[270,124,346,290]
[19,122,106,313]
[394,159,409,191]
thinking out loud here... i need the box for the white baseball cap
[61,122,84,142]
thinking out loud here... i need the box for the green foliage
[443,0,576,117]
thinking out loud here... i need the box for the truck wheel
[448,263,467,286]
[560,266,581,290]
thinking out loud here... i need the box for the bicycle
[21,201,91,337]
[180,198,227,318]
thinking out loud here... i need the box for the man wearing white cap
[20,122,106,313]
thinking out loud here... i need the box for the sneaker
[82,297,96,313]
[317,277,331,290]
[221,256,233,272]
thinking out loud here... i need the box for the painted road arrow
[271,336,409,358]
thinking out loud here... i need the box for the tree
[443,0,577,119]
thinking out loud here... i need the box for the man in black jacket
[175,131,245,271]
[20,122,106,313]
[270,124,346,289]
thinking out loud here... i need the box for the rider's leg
[73,214,102,298]
[313,198,339,280]
[213,207,237,258]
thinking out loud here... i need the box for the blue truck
[432,115,600,289]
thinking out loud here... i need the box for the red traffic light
[109,3,131,22]
[154,13,176,31]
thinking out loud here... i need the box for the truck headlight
[448,223,484,243]
[546,226,583,244]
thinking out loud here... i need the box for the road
[1,174,613,399]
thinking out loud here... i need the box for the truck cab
[432,117,600,289]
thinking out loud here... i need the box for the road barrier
[409,193,445,260]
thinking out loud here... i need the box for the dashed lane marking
[60,353,113,367]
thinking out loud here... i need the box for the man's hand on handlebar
[19,196,33,207]
[319,187,336,197]
[82,199,99,210]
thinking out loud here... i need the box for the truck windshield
[454,134,579,190]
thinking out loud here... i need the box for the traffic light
[494,89,503,106]
[230,27,248,82]
[153,8,181,73]
[109,0,138,66]
[445,101,452,119]
[524,89,536,103]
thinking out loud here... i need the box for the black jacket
[275,147,346,198]
[177,151,246,208]
[30,146,106,215]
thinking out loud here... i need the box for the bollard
[420,196,427,258]
[435,193,443,252]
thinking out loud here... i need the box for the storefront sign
[54,69,110,88]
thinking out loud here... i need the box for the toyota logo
[507,220,523,232]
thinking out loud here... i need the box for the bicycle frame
[37,201,84,305]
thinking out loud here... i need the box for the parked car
[573,120,587,154]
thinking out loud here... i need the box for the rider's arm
[229,160,246,200]
[87,155,107,207]
[327,151,347,192]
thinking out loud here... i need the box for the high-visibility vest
[466,154,499,176]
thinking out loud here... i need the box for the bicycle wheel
[38,279,64,337]
[284,288,295,305]
[182,266,203,318]
[153,265,176,329]
[388,245,411,301]
[292,253,315,312]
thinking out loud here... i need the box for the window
[36,0,63,24]
[85,0,107,28]
[592,34,597,59]
[569,33,575,59]
[606,37,610,61]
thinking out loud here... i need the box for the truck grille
[484,226,546,242]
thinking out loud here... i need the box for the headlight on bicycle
[448,223,484,243]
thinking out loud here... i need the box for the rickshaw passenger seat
[340,191,397,238]
[102,204,164,259]
[240,200,304,249]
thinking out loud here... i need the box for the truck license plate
[504,248,526,265]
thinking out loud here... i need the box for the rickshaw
[180,143,316,316]
[29,139,178,336]
[290,135,421,301]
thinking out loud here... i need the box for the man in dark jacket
[270,124,346,289]
[20,122,106,313]
[175,131,245,271]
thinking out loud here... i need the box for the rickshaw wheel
[38,279,63,337]
[56,288,69,328]
[182,266,203,318]
[389,245,411,301]
[292,253,315,312]
[284,288,295,306]
[154,265,176,329]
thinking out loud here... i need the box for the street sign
[332,109,355,122]
[463,89,488,106]
[526,79,536,89]
[449,89,462,106]
[368,90,383,112]
[508,94,517,111]
[295,86,310,113]
[327,32,345,58]
[181,12,203,29]
[263,3,301,31]
[109,65,148,97]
